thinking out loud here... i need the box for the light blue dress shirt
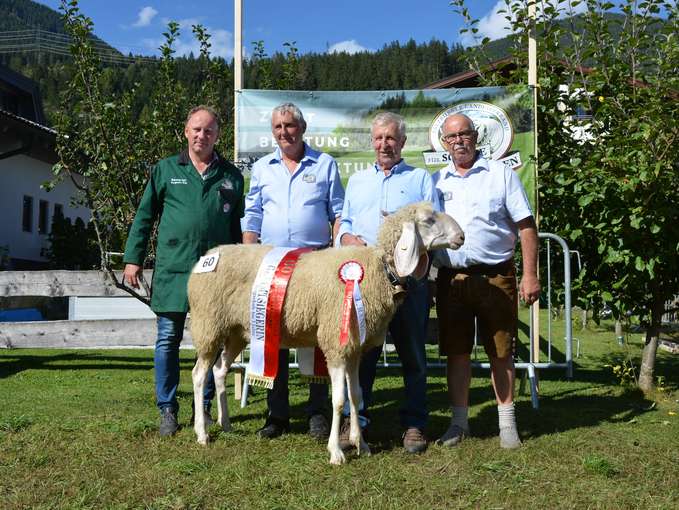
[433,155,533,267]
[337,160,439,246]
[242,143,345,248]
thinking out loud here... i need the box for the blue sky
[34,0,511,58]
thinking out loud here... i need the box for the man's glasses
[441,130,476,143]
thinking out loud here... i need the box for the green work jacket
[123,150,244,312]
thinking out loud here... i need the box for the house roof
[0,108,56,135]
[0,64,47,125]
[423,57,515,89]
[0,108,57,164]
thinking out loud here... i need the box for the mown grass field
[1,313,678,509]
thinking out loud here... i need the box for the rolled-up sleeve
[336,191,354,246]
[421,172,441,211]
[241,163,263,234]
[326,158,345,222]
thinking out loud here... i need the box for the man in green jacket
[123,105,244,436]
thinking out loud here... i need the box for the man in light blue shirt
[338,112,437,454]
[242,103,345,440]
[433,113,540,450]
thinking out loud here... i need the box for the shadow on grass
[0,351,158,379]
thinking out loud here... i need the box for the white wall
[0,154,90,263]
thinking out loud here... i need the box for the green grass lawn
[1,316,678,509]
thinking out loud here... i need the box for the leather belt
[441,259,515,277]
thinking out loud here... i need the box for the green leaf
[635,257,645,271]
[578,195,595,207]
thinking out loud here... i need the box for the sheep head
[378,202,464,280]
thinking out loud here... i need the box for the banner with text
[237,87,536,210]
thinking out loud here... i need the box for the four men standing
[123,103,539,451]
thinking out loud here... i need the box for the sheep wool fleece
[123,151,244,312]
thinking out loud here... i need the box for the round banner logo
[429,101,514,160]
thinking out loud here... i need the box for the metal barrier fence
[240,232,574,408]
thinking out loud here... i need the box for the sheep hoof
[196,434,209,446]
[329,449,347,465]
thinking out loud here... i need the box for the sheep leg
[192,354,213,445]
[212,350,231,433]
[346,355,370,456]
[327,363,347,465]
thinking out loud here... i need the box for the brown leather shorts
[436,260,517,359]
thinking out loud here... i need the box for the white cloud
[142,28,234,59]
[327,39,371,55]
[132,6,158,28]
[460,0,588,46]
[160,17,203,30]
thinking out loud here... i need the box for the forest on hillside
[0,1,485,125]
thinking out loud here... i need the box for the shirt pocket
[303,181,329,204]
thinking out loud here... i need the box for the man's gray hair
[372,111,406,139]
[272,102,307,131]
[185,105,220,129]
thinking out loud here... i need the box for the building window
[22,196,33,232]
[39,200,49,234]
[54,203,64,220]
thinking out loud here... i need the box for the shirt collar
[373,158,406,176]
[178,149,220,167]
[441,151,489,178]
[269,143,318,165]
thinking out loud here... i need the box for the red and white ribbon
[297,346,329,384]
[248,247,310,388]
[248,246,329,388]
[338,260,367,347]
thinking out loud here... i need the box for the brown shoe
[402,427,427,454]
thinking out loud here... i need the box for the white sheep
[188,202,464,464]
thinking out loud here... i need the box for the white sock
[450,406,469,430]
[497,402,517,430]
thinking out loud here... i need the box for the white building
[0,65,89,269]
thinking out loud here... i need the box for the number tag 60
[193,252,220,273]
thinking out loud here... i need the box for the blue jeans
[155,312,215,412]
[267,348,328,421]
[357,278,430,430]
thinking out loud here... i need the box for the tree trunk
[638,294,666,394]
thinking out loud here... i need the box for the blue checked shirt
[242,144,345,248]
[337,160,439,246]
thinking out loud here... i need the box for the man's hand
[340,233,367,247]
[123,263,142,289]
[519,274,541,305]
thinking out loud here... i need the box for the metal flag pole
[233,0,243,162]
[233,0,244,400]
[528,0,541,366]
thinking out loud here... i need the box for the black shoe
[308,414,329,441]
[256,417,289,439]
[159,408,179,437]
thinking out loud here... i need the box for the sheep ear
[411,252,429,280]
[393,221,423,277]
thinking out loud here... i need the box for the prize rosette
[338,260,367,346]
